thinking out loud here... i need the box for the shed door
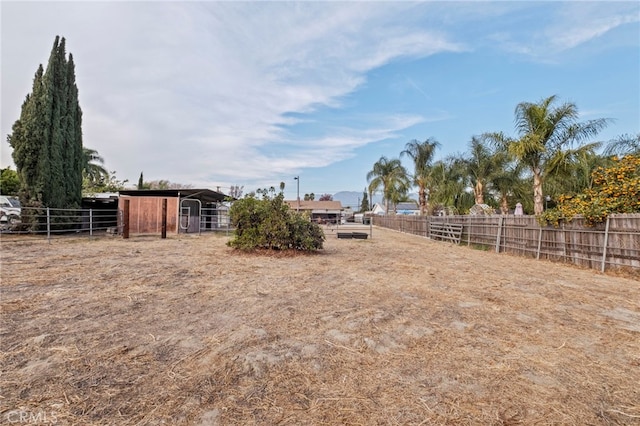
[179,199,201,234]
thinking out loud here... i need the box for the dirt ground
[1,227,639,425]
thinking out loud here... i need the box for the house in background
[370,203,386,215]
[118,189,227,235]
[285,200,344,224]
[368,201,420,215]
[395,201,420,215]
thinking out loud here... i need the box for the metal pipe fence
[373,214,640,274]
[0,206,234,242]
[0,206,121,242]
[200,206,232,233]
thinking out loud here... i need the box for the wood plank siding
[118,196,179,235]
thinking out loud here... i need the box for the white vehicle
[0,195,21,227]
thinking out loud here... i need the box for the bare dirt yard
[1,227,639,425]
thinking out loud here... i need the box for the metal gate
[179,198,202,234]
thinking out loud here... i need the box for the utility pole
[294,176,300,212]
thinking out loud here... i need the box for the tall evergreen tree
[64,54,84,207]
[360,189,369,212]
[7,36,83,212]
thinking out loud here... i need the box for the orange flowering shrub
[540,155,640,226]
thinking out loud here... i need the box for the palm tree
[400,138,440,215]
[366,156,409,214]
[82,148,109,185]
[487,95,609,215]
[489,154,528,214]
[387,179,412,213]
[604,133,640,156]
[544,151,612,197]
[462,136,496,205]
[428,157,473,213]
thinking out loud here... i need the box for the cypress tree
[360,189,369,212]
[7,35,83,216]
[63,54,83,208]
[44,36,66,208]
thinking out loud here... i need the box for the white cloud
[486,2,639,60]
[547,2,640,52]
[2,2,637,193]
[1,2,461,189]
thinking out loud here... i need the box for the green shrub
[539,154,640,226]
[228,187,324,251]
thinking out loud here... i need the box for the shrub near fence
[373,214,640,274]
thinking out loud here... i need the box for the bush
[539,154,640,226]
[228,187,325,251]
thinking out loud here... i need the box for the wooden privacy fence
[373,214,640,274]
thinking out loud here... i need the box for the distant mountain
[332,191,382,209]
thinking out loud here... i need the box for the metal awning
[118,189,227,204]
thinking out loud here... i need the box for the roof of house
[119,189,227,203]
[395,202,419,211]
[370,203,386,214]
[285,200,343,211]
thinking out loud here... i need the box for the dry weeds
[1,228,639,425]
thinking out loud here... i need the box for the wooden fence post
[495,216,503,253]
[601,215,611,273]
[536,227,543,260]
[161,198,167,239]
[122,199,130,239]
[562,222,567,259]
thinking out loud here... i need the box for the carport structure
[118,189,227,235]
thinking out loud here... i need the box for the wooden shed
[118,189,227,235]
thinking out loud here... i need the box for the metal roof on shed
[118,189,227,203]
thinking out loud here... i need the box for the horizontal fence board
[372,214,640,274]
[3,207,638,274]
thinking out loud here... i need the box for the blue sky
[1,1,638,201]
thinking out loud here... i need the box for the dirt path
[1,229,639,425]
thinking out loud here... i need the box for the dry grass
[1,228,639,425]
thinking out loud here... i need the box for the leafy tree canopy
[83,170,128,194]
[359,189,369,213]
[228,187,324,251]
[540,154,640,226]
[0,167,20,195]
[8,36,84,211]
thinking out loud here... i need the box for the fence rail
[3,207,638,274]
[0,206,122,241]
[0,206,232,242]
[373,214,640,274]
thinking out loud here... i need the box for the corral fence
[373,214,640,274]
[324,221,374,240]
[0,206,232,242]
